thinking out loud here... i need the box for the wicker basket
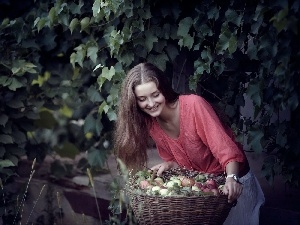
[126,169,233,225]
[127,190,232,225]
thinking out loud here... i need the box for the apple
[166,181,175,188]
[166,179,181,188]
[205,179,217,189]
[151,186,161,192]
[172,179,182,186]
[146,184,154,190]
[191,185,200,191]
[195,182,205,190]
[170,176,179,180]
[180,177,195,187]
[140,180,151,189]
[195,174,206,182]
[159,188,169,196]
[167,191,175,196]
[202,188,212,193]
[166,178,181,188]
[195,182,203,189]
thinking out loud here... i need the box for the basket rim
[125,187,229,199]
[126,168,228,201]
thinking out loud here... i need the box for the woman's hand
[150,161,178,176]
[223,161,243,203]
[222,178,243,203]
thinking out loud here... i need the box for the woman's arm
[223,161,243,203]
[226,161,240,175]
[191,95,246,170]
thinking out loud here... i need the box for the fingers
[223,181,243,203]
[222,185,229,195]
[153,165,165,176]
[150,164,163,172]
[149,161,178,176]
[150,162,169,176]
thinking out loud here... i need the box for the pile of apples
[131,169,225,197]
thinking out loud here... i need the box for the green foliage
[0,0,299,198]
[87,146,109,169]
[0,0,299,224]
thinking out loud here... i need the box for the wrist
[226,174,240,183]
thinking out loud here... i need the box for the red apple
[202,188,211,192]
[195,182,203,189]
[139,180,151,189]
[205,179,217,189]
[180,177,195,187]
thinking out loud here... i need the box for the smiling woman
[134,81,166,117]
[135,81,180,138]
[113,62,265,225]
[114,62,179,172]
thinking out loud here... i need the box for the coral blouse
[149,94,247,174]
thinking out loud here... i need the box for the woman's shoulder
[179,94,205,104]
[179,94,213,113]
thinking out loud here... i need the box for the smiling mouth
[148,105,158,112]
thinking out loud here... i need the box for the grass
[1,158,134,225]
[87,168,103,225]
[13,159,36,225]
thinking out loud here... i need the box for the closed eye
[152,92,160,97]
[137,97,146,102]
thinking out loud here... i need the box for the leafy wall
[0,0,299,191]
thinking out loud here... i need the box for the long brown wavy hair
[113,62,179,171]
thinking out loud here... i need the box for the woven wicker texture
[127,191,232,225]
[127,168,233,225]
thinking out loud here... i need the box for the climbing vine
[0,0,299,216]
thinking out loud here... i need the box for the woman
[114,62,265,225]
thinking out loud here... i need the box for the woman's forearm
[225,161,240,175]
[223,161,243,203]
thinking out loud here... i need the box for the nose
[146,98,155,107]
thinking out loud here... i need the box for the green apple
[166,179,182,188]
[170,176,179,180]
[151,186,161,192]
[166,181,175,188]
[159,188,169,196]
[172,179,182,186]
[192,185,200,191]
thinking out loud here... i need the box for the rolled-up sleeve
[191,95,245,170]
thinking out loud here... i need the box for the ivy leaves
[0,60,37,91]
[0,0,299,187]
[177,17,194,50]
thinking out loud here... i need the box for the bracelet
[226,174,240,183]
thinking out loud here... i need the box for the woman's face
[134,81,166,117]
